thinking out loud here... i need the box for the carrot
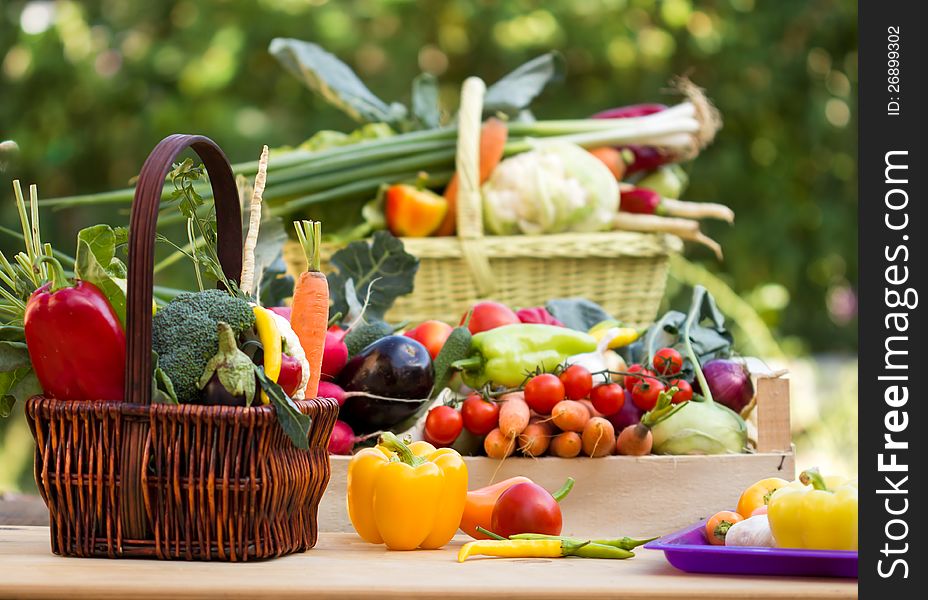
[291,220,328,398]
[435,118,508,236]
[550,431,582,458]
[518,421,552,457]
[588,147,625,180]
[579,399,604,419]
[616,423,652,456]
[550,400,590,433]
[582,417,616,458]
[498,392,530,438]
[484,428,515,459]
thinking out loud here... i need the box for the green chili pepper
[568,543,635,559]
[509,533,658,551]
[451,324,597,388]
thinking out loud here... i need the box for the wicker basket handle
[125,134,242,406]
[453,78,497,296]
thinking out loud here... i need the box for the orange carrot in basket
[434,118,508,236]
[291,220,328,398]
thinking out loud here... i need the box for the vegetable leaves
[256,366,311,450]
[269,38,408,126]
[545,298,612,331]
[484,52,565,117]
[75,224,128,326]
[327,231,419,323]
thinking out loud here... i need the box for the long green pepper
[452,324,596,388]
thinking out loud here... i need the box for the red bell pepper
[23,258,126,401]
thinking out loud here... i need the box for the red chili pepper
[516,307,564,327]
[23,258,126,401]
[591,103,671,174]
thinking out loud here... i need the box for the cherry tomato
[524,373,565,415]
[461,394,500,436]
[461,301,520,334]
[631,378,666,411]
[652,347,683,376]
[589,383,625,416]
[404,320,453,359]
[559,365,593,400]
[424,405,463,446]
[668,379,693,404]
[623,363,648,390]
[705,510,743,545]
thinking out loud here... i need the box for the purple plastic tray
[644,520,858,578]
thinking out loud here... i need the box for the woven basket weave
[25,135,338,561]
[283,78,682,327]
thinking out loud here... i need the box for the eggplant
[337,335,433,434]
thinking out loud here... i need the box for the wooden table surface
[0,527,857,600]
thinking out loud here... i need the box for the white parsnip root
[613,212,723,260]
[240,145,269,296]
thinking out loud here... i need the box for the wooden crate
[318,375,794,537]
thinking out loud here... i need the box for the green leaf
[0,326,25,342]
[545,298,612,331]
[412,73,441,129]
[256,366,311,450]
[0,367,40,417]
[0,340,31,371]
[327,231,419,323]
[75,239,127,326]
[152,351,178,405]
[484,52,565,117]
[269,38,407,126]
[258,259,295,307]
[77,224,116,266]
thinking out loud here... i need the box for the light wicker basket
[284,78,682,327]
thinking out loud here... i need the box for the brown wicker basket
[25,134,339,561]
[284,77,682,327]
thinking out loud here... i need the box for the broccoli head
[152,289,255,402]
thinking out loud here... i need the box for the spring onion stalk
[38,100,716,215]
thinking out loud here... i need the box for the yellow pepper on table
[767,468,858,551]
[347,432,467,550]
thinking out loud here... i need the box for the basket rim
[26,394,338,422]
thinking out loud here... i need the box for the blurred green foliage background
[0,0,857,488]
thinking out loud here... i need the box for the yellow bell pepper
[736,477,789,517]
[767,468,858,551]
[588,320,641,349]
[253,306,282,404]
[347,432,468,551]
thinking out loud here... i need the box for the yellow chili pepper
[767,468,858,551]
[347,432,467,551]
[253,306,282,404]
[588,320,641,349]
[736,477,789,517]
[457,539,588,562]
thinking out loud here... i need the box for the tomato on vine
[590,383,625,415]
[652,347,683,376]
[461,394,500,435]
[524,373,565,415]
[424,405,463,446]
[560,364,593,400]
[668,379,693,404]
[623,364,653,391]
[631,378,666,411]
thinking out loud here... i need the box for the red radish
[550,431,582,458]
[317,380,346,406]
[620,186,735,222]
[404,320,453,359]
[321,330,348,380]
[269,306,292,320]
[582,417,616,457]
[462,301,519,334]
[327,324,347,342]
[620,187,661,215]
[277,354,303,397]
[616,386,687,456]
[328,420,357,455]
[591,103,669,174]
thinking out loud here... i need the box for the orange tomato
[736,477,789,518]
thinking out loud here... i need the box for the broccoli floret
[152,289,255,402]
